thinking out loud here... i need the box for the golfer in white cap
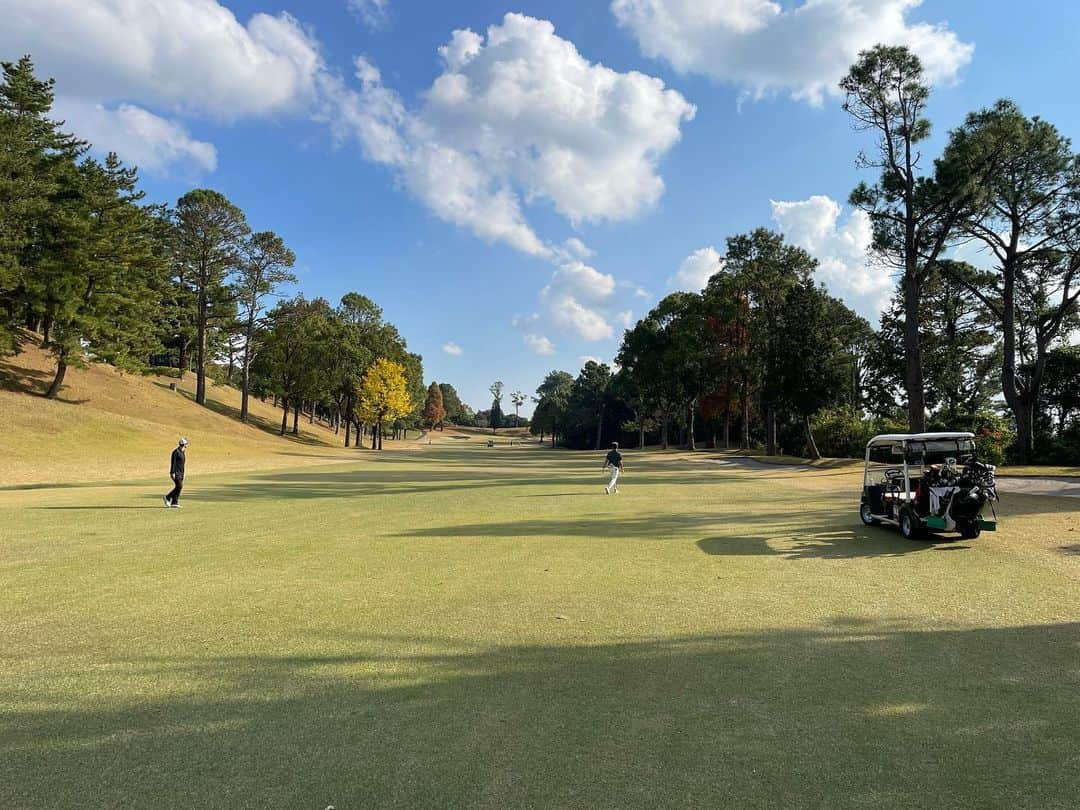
[164,437,188,508]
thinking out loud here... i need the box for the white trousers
[607,467,620,491]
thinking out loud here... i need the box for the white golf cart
[860,432,998,540]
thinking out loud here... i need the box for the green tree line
[531,45,1080,465]
[0,56,474,449]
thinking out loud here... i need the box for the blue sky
[5,0,1080,413]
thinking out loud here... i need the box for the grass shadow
[3,622,1078,808]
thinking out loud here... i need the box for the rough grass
[0,338,414,485]
[2,443,1077,809]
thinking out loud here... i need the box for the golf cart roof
[867,432,975,446]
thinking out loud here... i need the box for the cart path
[696,455,1080,498]
[996,476,1080,499]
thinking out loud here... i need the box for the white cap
[179,437,189,446]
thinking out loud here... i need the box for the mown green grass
[2,445,1078,809]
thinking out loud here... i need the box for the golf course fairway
[2,443,1078,809]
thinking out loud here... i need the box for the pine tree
[173,189,249,406]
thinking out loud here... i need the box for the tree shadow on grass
[3,622,1078,808]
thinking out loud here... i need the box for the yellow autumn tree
[356,358,413,450]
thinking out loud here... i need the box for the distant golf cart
[860,432,998,540]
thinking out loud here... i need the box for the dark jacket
[170,447,186,479]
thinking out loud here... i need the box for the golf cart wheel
[859,503,878,526]
[899,508,922,540]
[960,522,981,540]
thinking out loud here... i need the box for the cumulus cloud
[441,341,463,356]
[52,100,217,175]
[525,334,557,356]
[348,0,391,30]
[330,13,696,256]
[535,261,619,341]
[770,195,892,320]
[3,5,694,250]
[1,1,323,119]
[562,238,596,260]
[611,0,973,105]
[670,246,723,290]
[0,0,329,173]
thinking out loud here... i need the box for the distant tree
[255,296,332,435]
[234,231,296,422]
[774,281,849,459]
[567,361,613,450]
[423,380,446,430]
[842,45,971,432]
[357,358,413,449]
[532,370,574,447]
[173,188,249,405]
[438,383,468,424]
[1042,346,1080,435]
[489,380,504,433]
[511,389,527,421]
[724,229,815,455]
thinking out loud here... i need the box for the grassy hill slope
[0,336,363,485]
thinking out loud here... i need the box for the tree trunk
[804,414,821,460]
[345,418,351,447]
[661,412,669,450]
[638,417,645,450]
[240,321,253,422]
[371,422,378,450]
[594,407,604,451]
[42,315,51,345]
[292,401,299,435]
[724,414,731,450]
[687,403,697,451]
[196,288,208,405]
[999,255,1027,462]
[766,406,777,456]
[44,351,67,399]
[902,263,926,433]
[740,374,750,450]
[280,402,288,435]
[178,339,187,381]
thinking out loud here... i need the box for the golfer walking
[603,442,623,495]
[164,437,188,508]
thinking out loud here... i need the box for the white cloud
[329,13,696,257]
[441,341,463,356]
[4,5,694,249]
[547,296,615,341]
[578,355,603,365]
[53,100,217,175]
[536,261,619,341]
[525,334,557,356]
[348,0,390,30]
[0,0,330,173]
[562,238,596,260]
[611,0,974,106]
[1,1,323,119]
[616,309,635,328]
[546,262,617,302]
[770,195,892,320]
[670,246,723,290]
